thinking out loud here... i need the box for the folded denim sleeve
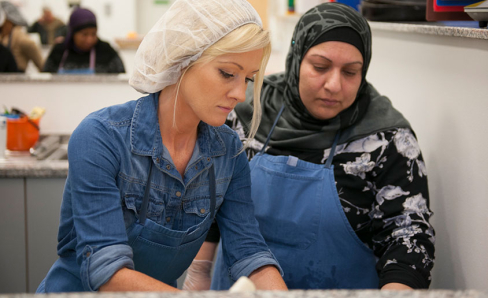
[229,250,283,281]
[80,244,134,291]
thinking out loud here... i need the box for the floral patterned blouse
[207,110,435,289]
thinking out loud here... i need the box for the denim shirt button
[175,191,181,197]
[200,208,205,214]
[166,165,171,170]
[156,158,160,163]
[195,165,198,170]
[207,157,211,162]
[86,252,91,257]
[166,217,171,222]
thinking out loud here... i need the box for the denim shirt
[46,92,281,292]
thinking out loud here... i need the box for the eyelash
[219,69,255,83]
[313,66,358,77]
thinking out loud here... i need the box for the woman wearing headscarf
[37,0,287,292]
[0,1,43,72]
[187,2,435,291]
[43,7,124,74]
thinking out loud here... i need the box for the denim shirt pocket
[183,196,212,218]
[123,193,165,225]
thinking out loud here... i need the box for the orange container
[6,117,41,151]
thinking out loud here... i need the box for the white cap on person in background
[0,6,6,26]
[0,1,28,26]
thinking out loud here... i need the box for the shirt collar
[130,92,227,159]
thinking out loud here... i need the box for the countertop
[0,290,487,298]
[368,21,488,40]
[0,151,68,178]
[0,73,130,83]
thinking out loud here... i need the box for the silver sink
[30,135,70,160]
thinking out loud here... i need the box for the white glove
[182,260,213,291]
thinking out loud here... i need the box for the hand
[381,283,413,290]
[182,260,213,291]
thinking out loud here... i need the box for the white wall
[16,0,137,41]
[15,0,179,41]
[135,0,174,35]
[1,80,141,135]
[367,29,488,291]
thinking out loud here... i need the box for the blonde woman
[37,0,286,292]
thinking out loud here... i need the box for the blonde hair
[178,23,271,146]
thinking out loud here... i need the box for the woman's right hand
[182,260,214,291]
[182,241,218,291]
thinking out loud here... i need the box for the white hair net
[129,0,263,94]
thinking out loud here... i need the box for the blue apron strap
[260,103,285,154]
[325,130,341,169]
[89,48,96,71]
[208,164,216,219]
[139,160,154,225]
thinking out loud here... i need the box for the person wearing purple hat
[43,7,125,74]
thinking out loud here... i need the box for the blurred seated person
[0,1,44,72]
[28,6,67,45]
[0,44,18,72]
[0,7,18,72]
[43,8,125,74]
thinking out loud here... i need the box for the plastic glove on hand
[182,260,213,291]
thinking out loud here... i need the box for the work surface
[1,290,487,298]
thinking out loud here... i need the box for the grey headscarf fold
[235,2,410,151]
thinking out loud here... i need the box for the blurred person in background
[0,5,18,72]
[43,7,124,74]
[0,1,44,72]
[28,6,67,45]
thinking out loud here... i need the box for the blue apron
[38,160,216,292]
[212,104,379,290]
[57,48,96,75]
[127,161,217,288]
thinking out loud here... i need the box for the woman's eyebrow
[309,54,363,66]
[217,61,259,73]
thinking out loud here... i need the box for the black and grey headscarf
[235,2,410,152]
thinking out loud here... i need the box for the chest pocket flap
[183,196,213,217]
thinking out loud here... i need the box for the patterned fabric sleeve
[366,128,435,288]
